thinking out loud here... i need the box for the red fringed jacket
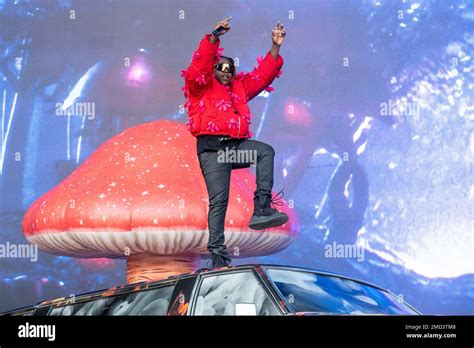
[181,33,284,139]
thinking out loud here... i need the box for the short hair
[219,55,235,66]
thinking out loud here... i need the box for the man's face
[214,58,235,86]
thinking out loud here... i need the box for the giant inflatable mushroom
[22,120,299,284]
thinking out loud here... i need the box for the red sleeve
[241,51,284,101]
[182,34,220,98]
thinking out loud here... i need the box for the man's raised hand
[272,21,286,46]
[212,17,232,37]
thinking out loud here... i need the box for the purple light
[128,65,147,83]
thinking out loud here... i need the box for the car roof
[2,263,389,314]
[195,264,389,292]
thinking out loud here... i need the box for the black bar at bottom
[0,315,473,346]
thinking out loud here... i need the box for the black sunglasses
[215,62,235,75]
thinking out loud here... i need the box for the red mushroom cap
[22,120,299,259]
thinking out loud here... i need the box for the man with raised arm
[181,17,288,269]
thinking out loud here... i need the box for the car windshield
[265,268,418,315]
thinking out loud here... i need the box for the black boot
[249,189,289,230]
[207,249,232,269]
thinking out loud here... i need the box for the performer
[182,17,288,268]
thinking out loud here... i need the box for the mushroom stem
[126,252,200,284]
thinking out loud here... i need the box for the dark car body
[1,264,421,316]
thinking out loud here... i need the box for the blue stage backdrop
[0,0,472,314]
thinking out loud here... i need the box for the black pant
[197,139,275,260]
